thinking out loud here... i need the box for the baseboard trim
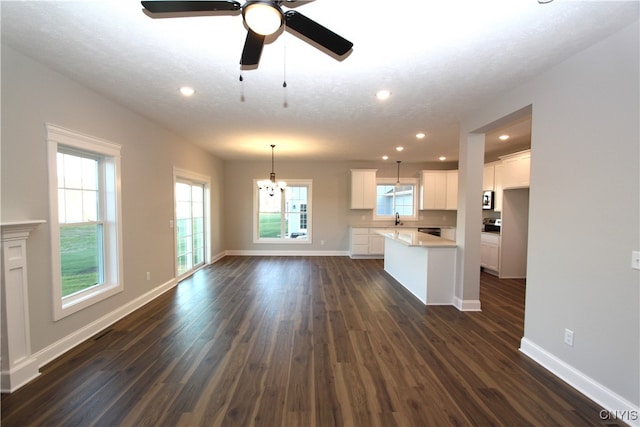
[32,277,178,375]
[453,297,482,311]
[225,250,350,257]
[520,338,640,427]
[1,357,40,393]
[210,251,226,263]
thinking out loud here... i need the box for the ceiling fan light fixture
[243,1,283,36]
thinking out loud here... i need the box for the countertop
[351,224,456,229]
[374,229,457,248]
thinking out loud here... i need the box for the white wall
[1,46,225,358]
[460,21,639,409]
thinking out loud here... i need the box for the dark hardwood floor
[2,256,619,426]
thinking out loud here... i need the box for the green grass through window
[259,213,283,238]
[60,224,101,297]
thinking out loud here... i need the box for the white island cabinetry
[375,229,456,305]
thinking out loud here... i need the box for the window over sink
[374,179,418,221]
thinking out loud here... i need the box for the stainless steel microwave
[482,190,494,210]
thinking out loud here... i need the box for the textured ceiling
[1,1,638,162]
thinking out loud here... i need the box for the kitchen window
[254,180,312,243]
[47,124,123,320]
[374,179,418,221]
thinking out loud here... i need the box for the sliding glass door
[175,180,205,277]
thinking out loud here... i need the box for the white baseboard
[225,250,350,257]
[453,296,482,311]
[32,277,177,374]
[1,357,40,393]
[520,338,640,427]
[210,251,226,263]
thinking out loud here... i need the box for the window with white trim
[254,180,312,243]
[374,179,418,221]
[47,124,123,320]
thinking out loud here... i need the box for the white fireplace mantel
[1,220,45,392]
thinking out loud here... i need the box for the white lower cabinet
[350,228,370,256]
[369,233,385,254]
[441,228,456,241]
[350,227,395,258]
[480,232,500,273]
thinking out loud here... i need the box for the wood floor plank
[1,256,623,427]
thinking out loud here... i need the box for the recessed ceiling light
[179,86,195,97]
[499,134,510,141]
[439,156,447,161]
[382,155,389,160]
[376,90,391,100]
[396,146,404,152]
[416,132,426,139]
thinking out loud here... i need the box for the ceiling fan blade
[284,10,353,56]
[240,30,265,66]
[141,1,241,13]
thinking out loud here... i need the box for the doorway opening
[474,106,532,345]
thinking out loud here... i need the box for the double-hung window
[374,179,418,221]
[47,125,123,320]
[254,179,312,243]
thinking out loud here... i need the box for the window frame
[373,178,419,221]
[173,167,211,280]
[253,179,312,244]
[47,124,123,321]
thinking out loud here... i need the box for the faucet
[395,212,401,226]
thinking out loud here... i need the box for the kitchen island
[375,229,456,305]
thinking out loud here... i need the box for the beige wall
[223,160,458,252]
[1,46,225,354]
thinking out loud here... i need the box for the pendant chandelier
[257,144,286,196]
[395,160,402,189]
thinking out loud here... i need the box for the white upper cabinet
[500,150,530,190]
[445,170,458,210]
[350,169,377,209]
[494,163,503,212]
[483,162,501,192]
[419,170,458,210]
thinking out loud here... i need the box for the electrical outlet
[146,272,151,281]
[632,251,640,270]
[564,328,574,346]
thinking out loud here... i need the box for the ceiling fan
[141,1,353,66]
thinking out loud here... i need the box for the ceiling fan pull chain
[239,73,245,102]
[282,25,288,108]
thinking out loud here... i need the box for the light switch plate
[632,251,640,270]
